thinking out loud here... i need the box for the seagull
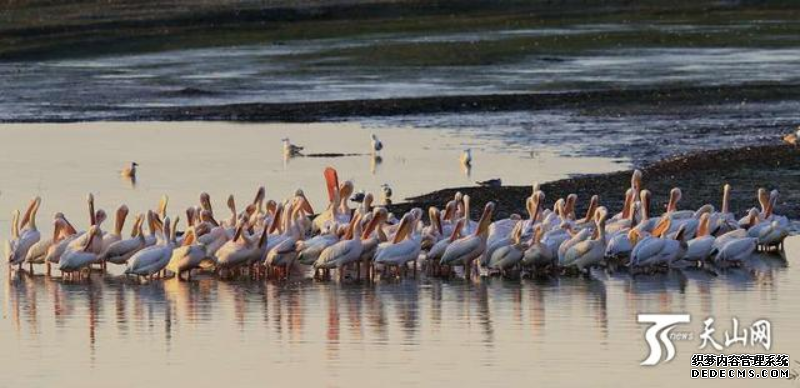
[120,162,138,178]
[476,178,502,188]
[381,183,393,205]
[371,134,383,153]
[460,148,472,167]
[350,190,366,203]
[282,138,304,157]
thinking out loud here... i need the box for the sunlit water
[0,122,798,387]
[1,238,798,387]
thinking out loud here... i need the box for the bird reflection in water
[122,174,137,189]
[0,251,790,375]
[370,154,382,175]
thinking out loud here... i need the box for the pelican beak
[299,193,314,215]
[324,167,339,203]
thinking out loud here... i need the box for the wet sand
[393,143,800,220]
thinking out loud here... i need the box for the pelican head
[631,169,642,189]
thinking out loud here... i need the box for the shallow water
[2,239,798,387]
[0,122,798,387]
[0,121,619,214]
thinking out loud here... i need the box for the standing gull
[371,134,383,154]
[282,138,304,157]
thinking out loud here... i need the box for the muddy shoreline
[388,143,800,220]
[3,83,799,123]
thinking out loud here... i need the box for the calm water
[0,122,798,387]
[1,242,798,387]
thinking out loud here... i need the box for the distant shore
[390,143,800,220]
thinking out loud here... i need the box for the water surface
[0,122,798,387]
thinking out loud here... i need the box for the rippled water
[0,121,798,387]
[2,241,798,387]
[365,101,800,164]
[2,23,800,122]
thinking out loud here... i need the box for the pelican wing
[375,239,420,265]
[631,237,666,266]
[440,236,483,265]
[315,240,361,269]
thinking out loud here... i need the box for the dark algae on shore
[391,144,800,220]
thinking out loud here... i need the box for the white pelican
[755,220,789,251]
[265,203,305,279]
[5,210,20,266]
[25,213,60,274]
[374,212,422,278]
[125,217,177,280]
[314,214,365,281]
[358,207,388,280]
[45,214,79,271]
[715,236,756,265]
[484,215,521,267]
[487,222,525,275]
[99,205,129,269]
[312,168,352,232]
[440,201,495,279]
[562,208,608,271]
[630,222,687,270]
[739,188,770,227]
[9,197,41,270]
[574,194,599,229]
[557,227,591,265]
[521,225,554,269]
[215,219,258,272]
[426,219,465,272]
[682,213,714,264]
[664,188,695,220]
[168,227,212,281]
[100,214,146,265]
[297,230,340,266]
[67,194,107,254]
[709,184,738,235]
[59,226,102,280]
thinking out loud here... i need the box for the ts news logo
[638,314,692,366]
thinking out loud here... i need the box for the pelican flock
[5,167,793,283]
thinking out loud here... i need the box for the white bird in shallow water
[371,133,383,153]
[9,197,41,270]
[125,217,177,280]
[58,226,101,280]
[100,214,146,265]
[460,148,472,167]
[375,212,422,276]
[121,162,138,178]
[282,138,304,157]
[440,202,494,279]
